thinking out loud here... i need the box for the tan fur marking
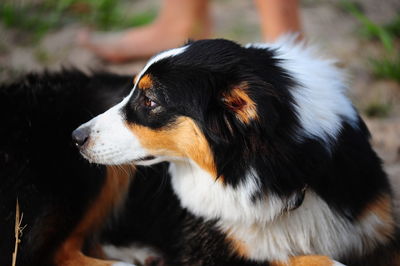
[138,74,153,90]
[222,83,258,124]
[367,194,393,221]
[133,75,138,85]
[361,193,395,238]
[271,255,336,266]
[228,236,336,266]
[128,116,217,177]
[54,165,134,266]
[227,236,249,258]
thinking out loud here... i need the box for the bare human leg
[254,0,302,42]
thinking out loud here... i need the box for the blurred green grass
[364,101,392,118]
[0,0,156,42]
[341,0,400,83]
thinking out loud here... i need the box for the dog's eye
[143,96,158,108]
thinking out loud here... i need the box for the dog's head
[73,39,358,187]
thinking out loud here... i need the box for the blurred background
[0,0,399,180]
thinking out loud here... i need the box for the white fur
[246,37,358,144]
[170,162,287,224]
[170,160,391,262]
[104,244,160,265]
[221,191,390,262]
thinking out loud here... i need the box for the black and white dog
[72,38,400,265]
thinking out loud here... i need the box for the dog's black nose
[72,127,90,147]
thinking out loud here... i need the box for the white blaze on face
[76,95,150,165]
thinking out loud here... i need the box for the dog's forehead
[134,46,189,88]
[134,39,242,86]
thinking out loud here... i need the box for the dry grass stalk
[11,199,25,266]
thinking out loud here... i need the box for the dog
[73,38,400,266]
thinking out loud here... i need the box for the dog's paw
[103,244,161,266]
[112,262,137,266]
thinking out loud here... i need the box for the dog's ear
[221,82,258,124]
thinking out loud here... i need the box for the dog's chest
[168,161,389,262]
[169,162,285,223]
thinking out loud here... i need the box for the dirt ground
[0,0,399,181]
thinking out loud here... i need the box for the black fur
[0,70,131,265]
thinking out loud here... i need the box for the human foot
[78,23,194,63]
[78,0,211,63]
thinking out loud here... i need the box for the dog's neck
[169,160,287,224]
[168,159,393,262]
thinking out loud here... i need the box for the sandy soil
[0,0,399,180]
